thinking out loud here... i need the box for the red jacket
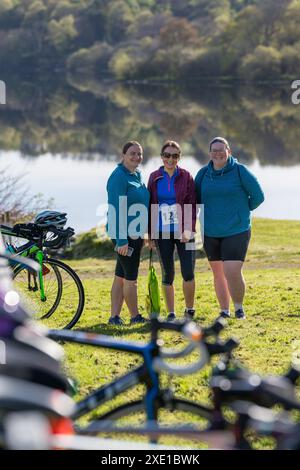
[147,166,197,238]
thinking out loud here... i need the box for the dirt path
[73,263,300,280]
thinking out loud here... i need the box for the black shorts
[112,237,143,281]
[203,230,251,262]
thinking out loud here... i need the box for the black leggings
[155,233,196,286]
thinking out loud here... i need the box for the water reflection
[0,77,299,166]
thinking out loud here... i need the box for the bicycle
[0,220,85,329]
[49,316,300,449]
[48,317,238,446]
[94,343,300,449]
[2,241,299,451]
[3,230,299,450]
[0,232,233,449]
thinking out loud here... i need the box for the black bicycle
[48,317,237,445]
[49,318,300,449]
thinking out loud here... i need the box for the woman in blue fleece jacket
[195,137,264,320]
[106,141,150,326]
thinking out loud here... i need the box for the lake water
[1,151,299,233]
[1,82,300,233]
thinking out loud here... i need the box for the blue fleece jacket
[195,156,264,237]
[106,163,150,246]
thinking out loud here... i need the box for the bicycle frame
[0,225,47,301]
[48,329,161,422]
[48,319,223,424]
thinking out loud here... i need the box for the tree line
[1,0,300,80]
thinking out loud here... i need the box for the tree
[105,1,135,44]
[159,17,199,48]
[260,0,293,44]
[239,45,282,80]
[109,47,135,79]
[218,5,264,74]
[47,14,78,51]
[281,43,300,77]
[0,167,54,225]
[67,42,113,75]
[279,0,300,46]
[0,0,16,14]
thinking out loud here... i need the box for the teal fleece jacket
[195,156,264,237]
[106,163,150,247]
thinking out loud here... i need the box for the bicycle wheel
[13,260,62,322]
[13,258,85,329]
[84,397,215,447]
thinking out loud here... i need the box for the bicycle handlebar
[2,223,75,250]
[152,321,210,375]
[150,316,226,360]
[155,336,238,376]
[148,317,195,360]
[153,340,209,376]
[160,342,196,359]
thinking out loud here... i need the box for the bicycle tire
[13,260,62,320]
[44,258,85,329]
[14,258,85,329]
[84,397,214,444]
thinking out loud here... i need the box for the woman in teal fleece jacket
[195,137,264,320]
[106,141,150,326]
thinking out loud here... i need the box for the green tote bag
[146,249,161,317]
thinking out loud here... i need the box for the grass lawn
[49,218,300,448]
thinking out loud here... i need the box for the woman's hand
[180,230,192,243]
[147,239,156,250]
[117,244,129,256]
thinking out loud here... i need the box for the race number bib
[160,204,179,226]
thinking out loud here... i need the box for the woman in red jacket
[148,140,197,321]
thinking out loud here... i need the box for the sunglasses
[161,152,180,160]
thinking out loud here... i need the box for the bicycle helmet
[34,211,67,229]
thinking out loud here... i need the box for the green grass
[46,218,300,448]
